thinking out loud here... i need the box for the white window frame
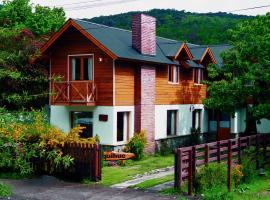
[168,65,179,84]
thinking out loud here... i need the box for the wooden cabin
[42,14,265,152]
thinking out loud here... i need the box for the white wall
[50,105,134,146]
[257,119,270,133]
[155,104,207,140]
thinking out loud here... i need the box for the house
[41,14,270,152]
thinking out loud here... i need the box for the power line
[228,4,270,13]
[53,0,103,7]
[64,0,141,11]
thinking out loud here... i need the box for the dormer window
[71,55,93,81]
[168,65,179,84]
[193,68,204,84]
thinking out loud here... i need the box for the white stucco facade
[50,104,270,146]
[50,105,134,146]
[155,104,208,140]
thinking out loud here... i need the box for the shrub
[159,139,171,156]
[193,163,227,194]
[189,127,201,145]
[125,130,146,160]
[240,147,257,183]
[0,109,98,176]
[0,182,12,197]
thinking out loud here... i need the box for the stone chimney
[132,14,156,56]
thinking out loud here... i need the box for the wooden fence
[174,134,270,195]
[33,143,101,181]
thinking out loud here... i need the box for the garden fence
[32,143,102,181]
[174,134,270,195]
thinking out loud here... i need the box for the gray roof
[209,45,232,65]
[73,19,231,66]
[74,19,176,65]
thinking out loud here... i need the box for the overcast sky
[29,0,270,19]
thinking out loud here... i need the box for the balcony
[51,81,97,106]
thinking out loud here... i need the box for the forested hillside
[87,9,252,45]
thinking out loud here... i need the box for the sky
[29,0,270,19]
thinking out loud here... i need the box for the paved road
[1,176,177,200]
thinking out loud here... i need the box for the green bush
[0,182,12,197]
[0,108,98,176]
[189,127,201,145]
[159,139,171,156]
[193,163,227,195]
[241,148,257,183]
[125,130,147,160]
[202,186,233,200]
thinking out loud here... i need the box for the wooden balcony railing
[51,81,97,105]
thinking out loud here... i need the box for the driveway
[1,176,177,200]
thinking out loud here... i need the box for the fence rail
[33,143,101,181]
[174,134,270,195]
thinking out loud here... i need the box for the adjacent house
[41,14,270,152]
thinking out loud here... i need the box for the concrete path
[0,176,177,200]
[147,181,174,192]
[111,166,174,189]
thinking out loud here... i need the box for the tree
[0,0,66,110]
[204,13,270,134]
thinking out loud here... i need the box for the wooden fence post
[174,149,182,189]
[227,140,232,192]
[192,146,196,175]
[205,144,209,165]
[263,134,267,168]
[256,134,259,169]
[188,149,193,196]
[217,141,221,163]
[238,137,242,164]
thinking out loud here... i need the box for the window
[168,65,179,83]
[193,68,204,84]
[167,110,177,136]
[71,111,93,138]
[71,56,93,81]
[117,112,130,142]
[192,109,201,129]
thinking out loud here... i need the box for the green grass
[160,173,270,200]
[129,174,174,190]
[0,182,12,197]
[83,154,174,186]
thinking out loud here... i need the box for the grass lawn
[98,154,174,186]
[160,172,270,200]
[0,182,12,197]
[129,174,174,190]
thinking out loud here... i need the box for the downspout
[113,59,116,106]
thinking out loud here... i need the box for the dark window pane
[83,58,93,80]
[220,111,230,121]
[72,112,93,138]
[167,110,177,135]
[75,58,81,80]
[117,112,124,141]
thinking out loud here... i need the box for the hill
[86,9,252,45]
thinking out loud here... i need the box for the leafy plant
[240,147,257,183]
[193,163,227,194]
[158,139,171,156]
[189,127,201,145]
[125,130,147,160]
[0,182,12,197]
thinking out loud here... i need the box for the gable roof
[41,18,231,66]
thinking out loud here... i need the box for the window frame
[167,110,178,136]
[168,65,179,84]
[68,54,94,82]
[70,111,94,138]
[192,109,201,129]
[193,68,204,85]
[117,112,130,143]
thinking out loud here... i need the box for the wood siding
[115,62,135,106]
[156,66,207,105]
[49,27,113,106]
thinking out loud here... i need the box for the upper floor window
[168,65,179,83]
[71,56,93,81]
[193,68,204,84]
